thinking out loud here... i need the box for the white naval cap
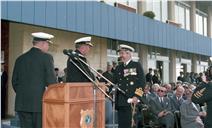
[118,44,135,52]
[74,36,93,47]
[31,32,54,44]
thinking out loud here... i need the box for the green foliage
[143,11,155,19]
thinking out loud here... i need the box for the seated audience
[149,86,175,128]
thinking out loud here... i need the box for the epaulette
[135,87,143,97]
[193,87,206,98]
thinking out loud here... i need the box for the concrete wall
[7,22,107,115]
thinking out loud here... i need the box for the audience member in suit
[170,85,185,112]
[146,68,153,84]
[139,82,153,126]
[1,61,8,118]
[164,83,174,97]
[180,85,206,128]
[170,85,185,128]
[149,83,160,99]
[12,32,57,128]
[149,86,175,128]
[142,82,152,105]
[182,84,190,100]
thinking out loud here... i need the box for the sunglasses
[158,89,166,93]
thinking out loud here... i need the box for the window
[196,10,208,36]
[146,0,168,22]
[102,0,137,10]
[175,2,190,30]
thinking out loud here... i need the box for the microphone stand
[76,57,126,128]
[77,57,125,95]
[68,57,112,128]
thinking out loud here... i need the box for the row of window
[101,0,208,36]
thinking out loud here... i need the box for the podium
[42,83,105,128]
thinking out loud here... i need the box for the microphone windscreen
[63,49,69,55]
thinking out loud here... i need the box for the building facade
[1,1,212,116]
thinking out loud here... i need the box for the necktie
[160,97,165,107]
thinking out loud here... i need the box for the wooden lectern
[42,83,105,128]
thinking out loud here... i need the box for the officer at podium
[12,32,57,128]
[66,36,94,82]
[113,44,146,128]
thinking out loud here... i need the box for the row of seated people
[134,82,206,128]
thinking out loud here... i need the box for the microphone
[63,49,72,56]
[63,49,84,58]
[68,49,84,58]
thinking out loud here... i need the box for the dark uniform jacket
[192,82,212,128]
[12,47,57,112]
[113,60,146,107]
[66,50,94,82]
[146,73,152,84]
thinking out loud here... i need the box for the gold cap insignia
[80,109,94,128]
[135,88,143,97]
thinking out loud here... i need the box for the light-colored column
[167,1,175,21]
[139,45,148,74]
[169,51,176,82]
[8,23,25,116]
[190,1,196,32]
[207,6,212,38]
[137,0,146,15]
[192,55,197,73]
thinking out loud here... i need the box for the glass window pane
[186,9,190,30]
[204,17,207,36]
[199,15,203,35]
[161,1,167,22]
[175,4,179,23]
[179,6,185,28]
[128,1,137,9]
[196,14,199,34]
[153,1,161,21]
[146,0,153,11]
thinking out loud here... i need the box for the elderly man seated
[180,84,206,128]
[149,86,175,128]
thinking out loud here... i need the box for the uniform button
[120,79,122,80]
[130,81,134,85]
[126,84,128,86]
[126,89,128,92]
[126,78,129,80]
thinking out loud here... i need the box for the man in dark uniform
[113,44,146,128]
[12,32,57,128]
[192,66,212,128]
[66,36,94,82]
[146,68,153,84]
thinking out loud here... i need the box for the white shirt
[124,59,132,66]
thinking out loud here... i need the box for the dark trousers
[18,112,42,128]
[117,106,132,128]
